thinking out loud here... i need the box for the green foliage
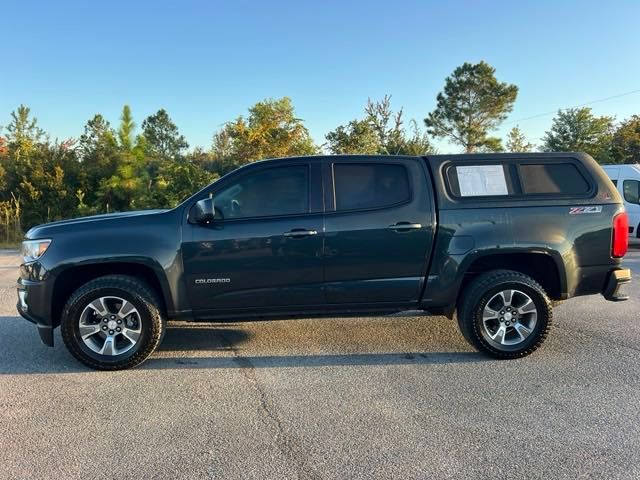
[505,126,535,152]
[326,95,434,155]
[0,140,6,193]
[12,141,82,226]
[425,61,518,152]
[5,104,46,160]
[325,119,380,154]
[211,97,318,174]
[118,105,135,152]
[542,108,614,163]
[141,109,189,161]
[478,137,504,153]
[0,194,22,245]
[399,120,436,156]
[611,115,640,164]
[0,104,215,233]
[98,149,148,212]
[141,160,218,208]
[78,114,120,210]
[364,96,405,154]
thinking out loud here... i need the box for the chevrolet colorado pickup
[17,153,631,370]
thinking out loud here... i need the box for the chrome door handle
[388,222,422,231]
[283,229,318,238]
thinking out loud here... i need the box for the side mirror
[192,197,216,224]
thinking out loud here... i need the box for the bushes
[0,195,22,245]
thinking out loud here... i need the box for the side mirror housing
[192,197,216,224]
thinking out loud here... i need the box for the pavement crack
[218,330,319,480]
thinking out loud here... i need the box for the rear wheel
[457,270,552,359]
[61,275,165,370]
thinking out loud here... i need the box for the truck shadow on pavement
[0,316,488,374]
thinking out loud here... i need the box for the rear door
[322,156,436,305]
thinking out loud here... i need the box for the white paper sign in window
[456,165,508,196]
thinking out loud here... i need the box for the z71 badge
[569,206,603,215]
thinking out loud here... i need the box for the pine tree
[118,105,135,152]
[425,61,518,152]
[506,126,535,152]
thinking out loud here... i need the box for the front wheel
[457,270,552,359]
[60,275,166,370]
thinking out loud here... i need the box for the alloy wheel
[481,289,538,347]
[78,296,142,356]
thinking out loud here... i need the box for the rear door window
[333,163,410,211]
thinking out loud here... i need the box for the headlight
[22,239,52,262]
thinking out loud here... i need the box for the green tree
[4,105,45,159]
[141,109,189,161]
[211,97,317,174]
[611,115,640,164]
[0,136,7,193]
[325,119,380,154]
[98,153,147,212]
[325,96,433,155]
[505,126,535,152]
[94,105,149,211]
[425,61,518,152]
[78,114,120,211]
[141,161,217,208]
[79,114,116,157]
[398,120,436,155]
[542,108,614,163]
[12,141,82,228]
[118,105,135,152]
[364,95,404,154]
[184,147,217,172]
[478,137,504,153]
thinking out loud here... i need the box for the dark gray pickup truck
[17,153,631,370]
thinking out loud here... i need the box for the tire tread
[457,269,553,359]
[60,275,165,370]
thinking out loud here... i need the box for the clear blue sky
[1,0,638,152]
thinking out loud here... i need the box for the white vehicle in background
[602,164,640,244]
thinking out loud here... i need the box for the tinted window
[612,179,618,187]
[623,180,640,204]
[333,164,410,211]
[214,166,309,219]
[519,163,590,195]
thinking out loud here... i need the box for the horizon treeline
[1,61,639,242]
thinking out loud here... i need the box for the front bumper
[17,274,55,347]
[602,268,631,302]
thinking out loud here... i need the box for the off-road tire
[60,275,165,370]
[457,270,553,359]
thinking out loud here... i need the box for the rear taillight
[612,212,629,258]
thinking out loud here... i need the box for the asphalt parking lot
[1,249,639,479]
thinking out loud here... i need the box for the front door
[322,157,435,305]
[182,162,325,315]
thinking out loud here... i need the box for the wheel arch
[459,250,566,302]
[51,260,172,328]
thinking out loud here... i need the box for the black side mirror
[192,197,216,224]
